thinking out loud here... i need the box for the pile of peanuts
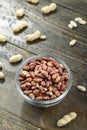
[18,57,69,100]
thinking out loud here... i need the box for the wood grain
[0,109,41,130]
[51,0,87,16]
[0,0,87,39]
[0,0,87,130]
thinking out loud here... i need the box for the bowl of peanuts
[15,54,72,107]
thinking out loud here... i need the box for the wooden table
[0,0,87,130]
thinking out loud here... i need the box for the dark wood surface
[0,0,87,130]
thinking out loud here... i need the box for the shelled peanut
[18,57,69,101]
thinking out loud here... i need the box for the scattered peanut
[16,8,24,17]
[13,21,27,33]
[69,39,76,46]
[57,112,77,127]
[70,21,77,27]
[0,62,3,69]
[9,54,22,63]
[68,24,73,29]
[0,72,5,79]
[41,3,57,14]
[74,17,86,25]
[78,20,86,25]
[68,20,77,29]
[40,35,46,40]
[25,30,41,42]
[27,0,39,4]
[0,34,7,43]
[74,17,83,22]
[77,85,86,92]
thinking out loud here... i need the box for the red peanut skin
[42,63,47,70]
[36,96,43,100]
[22,65,29,71]
[33,89,39,95]
[26,77,32,82]
[19,57,69,101]
[18,76,24,81]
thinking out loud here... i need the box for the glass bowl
[15,54,72,107]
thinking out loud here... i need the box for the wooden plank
[51,0,87,16]
[0,109,41,130]
[0,11,87,60]
[0,26,87,77]
[0,0,87,39]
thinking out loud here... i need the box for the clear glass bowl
[15,54,72,108]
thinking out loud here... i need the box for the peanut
[68,24,73,29]
[34,78,43,83]
[78,20,86,25]
[26,77,32,82]
[16,8,24,17]
[68,21,77,29]
[0,34,6,42]
[55,91,60,96]
[41,81,46,86]
[29,93,35,99]
[74,17,83,22]
[70,21,77,27]
[21,71,29,77]
[69,39,76,46]
[40,35,46,40]
[55,76,61,83]
[36,96,43,100]
[52,73,58,80]
[22,65,29,71]
[0,72,5,79]
[25,30,41,42]
[27,0,39,4]
[33,89,39,95]
[9,54,22,63]
[41,3,57,14]
[30,71,35,78]
[42,63,47,70]
[77,85,86,92]
[18,76,24,81]
[57,112,77,127]
[0,62,3,69]
[13,21,27,33]
[46,91,53,96]
[74,17,86,25]
[51,95,56,99]
[20,83,27,91]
